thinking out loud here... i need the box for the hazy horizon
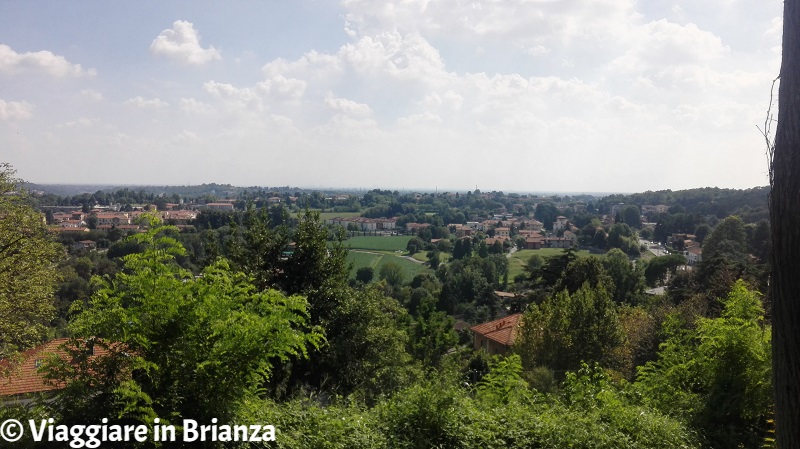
[2,1,779,192]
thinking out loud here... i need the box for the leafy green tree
[407,296,457,367]
[356,266,375,284]
[406,236,424,255]
[643,253,686,286]
[554,257,612,295]
[0,163,62,358]
[379,262,405,289]
[315,286,415,399]
[702,215,748,263]
[515,283,622,375]
[47,225,321,429]
[623,205,641,228]
[453,237,472,260]
[636,280,772,448]
[476,354,530,406]
[602,248,646,305]
[535,202,559,231]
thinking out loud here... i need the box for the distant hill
[601,186,769,223]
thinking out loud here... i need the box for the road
[640,239,669,257]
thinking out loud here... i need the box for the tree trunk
[772,0,800,446]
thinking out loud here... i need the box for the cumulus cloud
[125,96,170,108]
[150,20,221,65]
[56,117,98,129]
[81,89,104,101]
[180,98,215,114]
[0,44,95,77]
[325,94,373,117]
[0,99,33,120]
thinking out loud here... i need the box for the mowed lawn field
[344,235,412,252]
[291,211,362,220]
[343,235,429,283]
[507,248,598,283]
[346,251,430,283]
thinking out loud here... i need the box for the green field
[347,250,431,283]
[291,211,362,220]
[507,248,598,283]
[344,235,412,252]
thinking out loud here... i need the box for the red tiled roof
[0,339,109,397]
[470,313,523,347]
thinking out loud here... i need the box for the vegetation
[0,163,780,448]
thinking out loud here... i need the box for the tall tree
[47,225,321,427]
[772,0,800,443]
[0,163,62,358]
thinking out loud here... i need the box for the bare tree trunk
[772,0,800,446]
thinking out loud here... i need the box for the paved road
[639,239,669,257]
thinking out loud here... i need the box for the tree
[535,202,559,231]
[772,1,800,442]
[453,238,472,260]
[379,261,405,289]
[643,254,686,287]
[635,280,772,448]
[702,215,748,264]
[406,236,424,255]
[515,283,622,376]
[407,296,457,367]
[623,205,641,229]
[0,163,62,359]
[356,266,374,284]
[602,248,646,305]
[47,225,321,428]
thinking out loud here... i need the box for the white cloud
[0,99,33,120]
[80,89,104,101]
[124,96,170,108]
[0,44,95,77]
[325,94,373,117]
[150,20,221,65]
[180,98,214,114]
[340,32,446,82]
[341,0,639,50]
[56,117,98,129]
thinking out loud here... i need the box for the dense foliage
[0,165,778,448]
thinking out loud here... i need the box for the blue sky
[0,0,782,192]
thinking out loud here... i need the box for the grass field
[291,211,362,220]
[344,235,412,252]
[347,250,431,283]
[507,248,598,283]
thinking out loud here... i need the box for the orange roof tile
[470,313,523,347]
[0,339,109,397]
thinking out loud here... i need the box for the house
[553,216,569,232]
[405,223,431,232]
[686,247,703,265]
[205,203,235,211]
[457,227,474,238]
[485,236,510,247]
[470,313,523,356]
[73,240,97,251]
[495,227,511,237]
[641,204,669,215]
[524,235,544,250]
[0,339,109,403]
[544,237,573,248]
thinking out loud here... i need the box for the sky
[0,0,783,193]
